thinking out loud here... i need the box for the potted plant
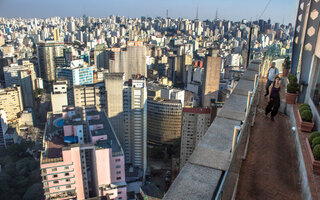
[286,74,299,104]
[297,103,314,132]
[282,56,291,77]
[306,131,320,174]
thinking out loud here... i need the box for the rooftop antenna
[166,9,168,19]
[215,9,218,21]
[196,6,199,20]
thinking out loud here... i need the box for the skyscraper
[202,50,221,107]
[105,73,125,143]
[19,69,35,108]
[53,28,60,42]
[180,108,211,168]
[37,42,64,82]
[123,76,147,176]
[147,98,182,144]
[108,41,147,81]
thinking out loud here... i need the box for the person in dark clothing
[265,76,281,121]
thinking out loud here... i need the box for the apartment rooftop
[41,109,123,164]
[87,110,123,154]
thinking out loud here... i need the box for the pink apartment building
[40,106,127,200]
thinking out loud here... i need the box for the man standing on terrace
[264,62,279,97]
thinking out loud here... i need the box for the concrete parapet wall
[163,62,261,200]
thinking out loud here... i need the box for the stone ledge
[242,70,257,81]
[232,79,255,96]
[163,162,223,200]
[217,94,248,121]
[247,63,260,72]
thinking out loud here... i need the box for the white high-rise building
[51,80,68,114]
[123,77,147,176]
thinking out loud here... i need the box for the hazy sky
[0,0,298,24]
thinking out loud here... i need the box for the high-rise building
[73,83,105,115]
[0,110,8,149]
[51,80,68,114]
[67,20,75,33]
[72,66,93,86]
[3,64,34,107]
[179,108,211,168]
[3,64,27,87]
[108,41,147,81]
[0,86,23,122]
[202,50,221,107]
[147,98,182,144]
[53,28,60,42]
[105,73,124,143]
[37,42,64,82]
[57,60,94,86]
[123,76,147,176]
[19,69,35,108]
[40,107,127,200]
[94,44,108,69]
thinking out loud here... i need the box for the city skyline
[0,0,298,24]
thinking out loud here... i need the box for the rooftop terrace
[163,60,311,200]
[41,109,124,164]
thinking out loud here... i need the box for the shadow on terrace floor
[236,79,302,200]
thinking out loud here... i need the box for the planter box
[286,92,297,104]
[297,109,314,132]
[305,138,320,175]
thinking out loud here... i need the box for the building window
[42,169,47,174]
[116,165,121,169]
[66,185,71,189]
[53,180,59,184]
[65,173,70,176]
[44,188,49,193]
[116,177,121,180]
[118,191,122,194]
[66,178,71,182]
[54,187,60,191]
[116,171,121,175]
[52,168,57,172]
[43,176,47,180]
[53,174,58,178]
[64,166,69,170]
[115,159,121,162]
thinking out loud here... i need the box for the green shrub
[299,103,311,110]
[309,131,320,142]
[288,74,297,83]
[299,104,311,113]
[312,137,320,148]
[287,74,298,94]
[313,144,320,160]
[300,110,313,122]
[287,82,299,93]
